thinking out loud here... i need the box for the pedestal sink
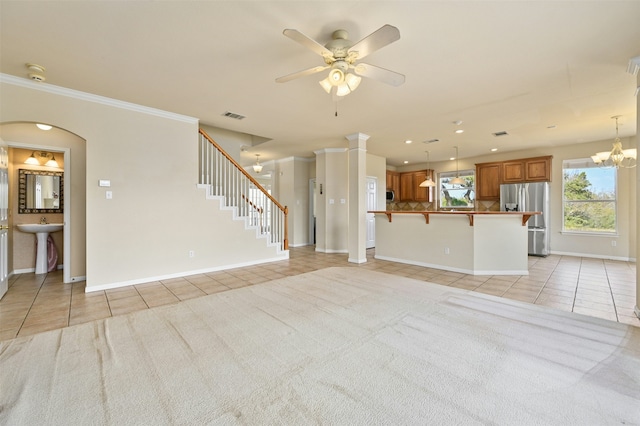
[17,223,64,274]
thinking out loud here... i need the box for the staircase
[198,129,288,252]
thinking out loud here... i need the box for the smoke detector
[26,63,46,82]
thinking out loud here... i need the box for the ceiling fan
[276,24,405,97]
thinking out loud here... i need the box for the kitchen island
[369,211,540,275]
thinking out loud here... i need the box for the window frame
[438,169,475,210]
[561,158,618,235]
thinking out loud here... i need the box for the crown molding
[0,73,199,124]
[313,148,347,155]
[276,156,315,163]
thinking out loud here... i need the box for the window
[562,159,616,233]
[439,169,475,209]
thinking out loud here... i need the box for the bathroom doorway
[1,122,86,284]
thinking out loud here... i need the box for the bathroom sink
[16,223,64,274]
[17,223,64,233]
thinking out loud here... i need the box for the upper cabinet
[502,160,525,183]
[476,162,502,201]
[388,169,434,202]
[476,156,552,200]
[502,156,551,183]
[399,172,415,201]
[525,156,552,181]
[412,170,434,202]
[386,170,400,195]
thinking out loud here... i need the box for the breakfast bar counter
[368,211,540,275]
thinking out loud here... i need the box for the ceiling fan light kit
[277,24,404,97]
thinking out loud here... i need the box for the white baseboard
[549,250,633,262]
[373,254,528,276]
[85,254,289,293]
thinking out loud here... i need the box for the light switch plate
[99,179,111,187]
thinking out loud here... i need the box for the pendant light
[419,151,436,187]
[253,154,263,173]
[450,146,465,185]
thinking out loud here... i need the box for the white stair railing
[199,129,288,251]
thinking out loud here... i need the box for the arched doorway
[0,122,86,284]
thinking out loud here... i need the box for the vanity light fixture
[591,116,637,169]
[46,155,59,168]
[419,151,436,187]
[450,146,465,185]
[253,154,263,173]
[24,152,40,165]
[24,150,59,167]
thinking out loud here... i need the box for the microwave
[386,190,395,202]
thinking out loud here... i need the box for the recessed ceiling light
[491,148,498,152]
[405,140,412,144]
[455,129,464,134]
[36,123,52,130]
[449,157,455,161]
[403,160,409,164]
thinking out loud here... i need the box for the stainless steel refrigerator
[500,182,550,256]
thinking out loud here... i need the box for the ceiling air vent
[492,131,508,137]
[222,111,246,120]
[423,138,440,144]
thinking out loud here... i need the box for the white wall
[274,157,312,247]
[0,77,284,290]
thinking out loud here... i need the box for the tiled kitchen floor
[1,246,638,341]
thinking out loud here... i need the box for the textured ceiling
[1,1,639,167]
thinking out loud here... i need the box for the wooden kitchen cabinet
[502,161,525,183]
[399,172,415,201]
[525,156,552,181]
[502,156,552,183]
[476,156,552,200]
[386,170,400,195]
[413,170,434,202]
[476,162,501,201]
[394,170,433,201]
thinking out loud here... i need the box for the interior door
[366,177,377,249]
[0,139,8,299]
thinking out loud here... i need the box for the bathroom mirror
[18,169,64,214]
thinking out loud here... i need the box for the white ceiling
[1,1,639,167]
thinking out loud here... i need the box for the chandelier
[591,116,637,169]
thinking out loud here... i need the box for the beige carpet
[1,267,639,425]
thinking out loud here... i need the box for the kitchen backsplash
[386,200,500,212]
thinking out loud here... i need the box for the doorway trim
[8,142,72,283]
[308,178,316,246]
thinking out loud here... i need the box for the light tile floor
[1,246,637,341]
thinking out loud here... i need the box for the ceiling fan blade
[354,63,405,86]
[348,24,400,60]
[283,29,334,59]
[275,65,329,83]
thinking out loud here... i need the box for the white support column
[346,132,370,263]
